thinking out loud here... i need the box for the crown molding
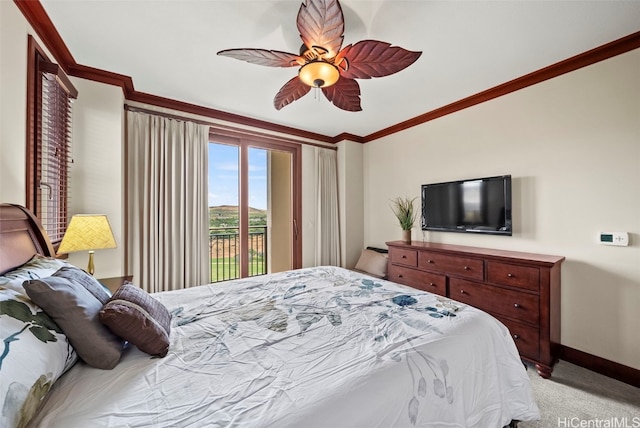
[364,30,640,142]
[14,0,77,72]
[15,0,640,144]
[67,64,135,94]
[331,133,366,144]
[14,0,336,144]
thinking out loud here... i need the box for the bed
[0,203,539,427]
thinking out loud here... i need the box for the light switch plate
[599,232,629,246]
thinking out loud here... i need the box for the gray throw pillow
[50,266,112,304]
[23,270,124,370]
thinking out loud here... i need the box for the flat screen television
[421,175,512,236]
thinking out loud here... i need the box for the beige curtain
[126,111,210,292]
[315,147,341,266]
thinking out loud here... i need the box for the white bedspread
[29,266,539,427]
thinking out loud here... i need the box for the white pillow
[0,255,71,295]
[0,288,77,428]
[354,249,388,278]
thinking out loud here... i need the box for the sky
[208,143,267,210]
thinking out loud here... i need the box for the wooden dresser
[386,240,564,378]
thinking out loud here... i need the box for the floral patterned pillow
[0,288,77,428]
[0,255,72,295]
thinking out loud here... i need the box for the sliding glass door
[208,134,301,283]
[247,147,268,277]
[208,143,240,282]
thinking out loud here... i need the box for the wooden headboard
[0,203,55,275]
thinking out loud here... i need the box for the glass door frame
[209,127,302,277]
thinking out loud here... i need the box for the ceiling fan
[217,0,422,112]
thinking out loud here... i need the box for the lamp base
[87,250,95,276]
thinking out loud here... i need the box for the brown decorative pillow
[99,283,171,357]
[23,270,125,370]
[354,249,388,278]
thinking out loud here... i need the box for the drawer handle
[427,259,433,264]
[429,282,436,287]
[514,303,520,308]
[464,266,470,270]
[513,334,520,340]
[507,273,514,278]
[398,274,403,278]
[460,290,465,294]
[402,255,407,259]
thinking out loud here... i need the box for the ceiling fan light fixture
[298,61,340,88]
[217,0,422,111]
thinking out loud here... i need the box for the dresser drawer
[496,316,540,360]
[388,265,446,296]
[418,251,483,281]
[386,240,563,378]
[390,248,418,267]
[487,261,539,292]
[451,278,539,325]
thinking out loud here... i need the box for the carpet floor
[520,360,640,427]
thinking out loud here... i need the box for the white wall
[0,1,39,203]
[65,78,125,278]
[363,49,640,369]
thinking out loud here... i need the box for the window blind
[34,59,77,244]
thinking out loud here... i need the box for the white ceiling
[40,0,640,138]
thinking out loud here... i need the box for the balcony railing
[209,226,267,283]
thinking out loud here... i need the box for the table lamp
[57,214,117,275]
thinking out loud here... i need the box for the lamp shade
[298,61,340,88]
[57,214,117,254]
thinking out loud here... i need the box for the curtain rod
[124,104,338,151]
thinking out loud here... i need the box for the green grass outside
[210,257,265,283]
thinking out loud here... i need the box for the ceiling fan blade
[274,77,312,110]
[297,0,344,57]
[322,78,361,112]
[217,49,302,67]
[336,40,422,79]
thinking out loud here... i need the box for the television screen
[421,175,512,235]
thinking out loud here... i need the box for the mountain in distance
[209,205,266,228]
[209,205,265,217]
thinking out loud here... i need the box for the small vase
[402,229,411,244]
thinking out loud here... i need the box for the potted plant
[390,196,417,243]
